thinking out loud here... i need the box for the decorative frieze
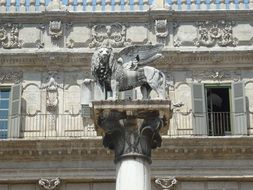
[38,177,61,190]
[155,177,177,190]
[0,71,23,83]
[89,23,130,48]
[194,21,238,47]
[0,23,23,49]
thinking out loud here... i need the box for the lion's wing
[116,44,163,69]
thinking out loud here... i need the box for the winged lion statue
[91,44,166,100]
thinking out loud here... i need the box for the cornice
[0,10,253,23]
[1,49,253,70]
[1,137,253,162]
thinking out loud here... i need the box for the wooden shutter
[192,83,207,135]
[8,83,22,138]
[231,81,247,135]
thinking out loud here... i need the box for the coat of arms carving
[49,21,63,39]
[89,23,130,48]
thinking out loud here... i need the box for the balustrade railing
[166,0,252,10]
[0,0,251,13]
[0,111,252,139]
[169,111,251,137]
[0,0,153,13]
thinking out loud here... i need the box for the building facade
[1,0,253,189]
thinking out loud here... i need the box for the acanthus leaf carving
[0,23,23,49]
[38,177,61,190]
[194,21,238,47]
[89,23,131,48]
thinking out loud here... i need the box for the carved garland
[194,21,238,47]
[89,23,130,48]
[0,23,23,49]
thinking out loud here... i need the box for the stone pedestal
[91,100,172,190]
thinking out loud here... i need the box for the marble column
[91,100,172,190]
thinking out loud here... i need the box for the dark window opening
[206,87,231,136]
[0,88,10,139]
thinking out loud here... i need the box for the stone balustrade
[0,0,252,13]
[167,0,253,10]
[0,0,153,13]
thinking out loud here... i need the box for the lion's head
[91,47,114,87]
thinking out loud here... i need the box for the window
[206,86,231,136]
[192,82,247,136]
[0,88,10,139]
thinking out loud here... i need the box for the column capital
[92,100,172,163]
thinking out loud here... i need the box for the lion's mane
[91,47,115,88]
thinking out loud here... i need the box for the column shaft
[116,158,151,190]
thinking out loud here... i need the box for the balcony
[0,111,251,139]
[168,111,250,137]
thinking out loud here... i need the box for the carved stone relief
[155,177,177,190]
[0,23,23,49]
[191,70,241,82]
[155,19,169,44]
[155,19,168,38]
[49,21,63,39]
[0,71,22,83]
[194,21,238,47]
[38,177,61,190]
[41,74,62,112]
[41,72,63,130]
[89,23,130,48]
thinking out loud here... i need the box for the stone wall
[1,11,253,138]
